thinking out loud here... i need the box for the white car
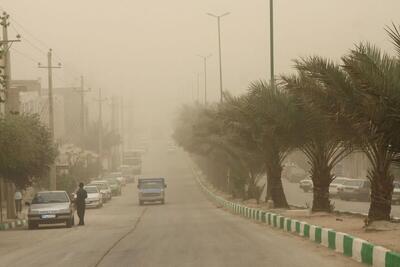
[84,185,103,208]
[89,180,112,202]
[329,177,352,196]
[393,181,400,205]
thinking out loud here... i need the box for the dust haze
[1,0,398,136]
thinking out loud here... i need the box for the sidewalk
[0,205,28,231]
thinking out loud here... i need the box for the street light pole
[269,0,275,87]
[207,12,230,103]
[197,54,211,105]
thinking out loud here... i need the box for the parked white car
[393,181,400,205]
[329,177,352,197]
[89,180,112,202]
[84,185,103,208]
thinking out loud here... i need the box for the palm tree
[295,42,400,222]
[282,73,353,212]
[225,81,304,208]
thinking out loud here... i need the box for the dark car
[337,179,370,201]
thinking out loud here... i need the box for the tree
[0,113,56,189]
[282,72,353,212]
[245,81,308,208]
[295,43,400,222]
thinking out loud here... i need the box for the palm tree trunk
[366,146,394,223]
[367,170,393,222]
[311,164,332,212]
[265,164,289,208]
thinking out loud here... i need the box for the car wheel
[303,189,309,193]
[161,199,165,205]
[28,222,37,230]
[139,201,144,206]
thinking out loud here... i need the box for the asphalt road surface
[0,140,361,267]
[283,180,400,217]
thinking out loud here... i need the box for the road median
[194,171,400,267]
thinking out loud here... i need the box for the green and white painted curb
[0,219,27,231]
[197,177,400,267]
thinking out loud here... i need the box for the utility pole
[39,49,61,190]
[196,73,200,104]
[75,76,90,140]
[120,96,124,156]
[1,12,21,220]
[269,0,275,87]
[197,54,211,105]
[95,89,107,174]
[207,12,230,103]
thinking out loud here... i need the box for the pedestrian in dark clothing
[76,182,87,225]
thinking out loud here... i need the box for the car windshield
[332,178,349,185]
[91,183,108,190]
[32,192,69,204]
[105,178,118,185]
[84,186,98,193]
[140,182,164,189]
[343,180,364,187]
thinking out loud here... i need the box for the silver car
[84,185,103,208]
[27,191,75,229]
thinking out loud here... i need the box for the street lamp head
[16,34,21,40]
[206,13,217,18]
[38,62,41,67]
[220,12,231,17]
[58,63,62,67]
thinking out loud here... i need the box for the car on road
[138,178,167,205]
[104,177,122,196]
[393,181,400,205]
[84,185,103,208]
[299,178,313,192]
[337,179,371,201]
[89,180,112,202]
[27,191,75,229]
[329,177,352,197]
[119,165,136,183]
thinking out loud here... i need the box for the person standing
[75,183,87,225]
[14,189,23,216]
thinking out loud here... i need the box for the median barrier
[195,173,400,267]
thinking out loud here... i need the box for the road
[282,180,400,217]
[0,140,361,267]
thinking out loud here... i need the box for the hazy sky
[1,0,400,127]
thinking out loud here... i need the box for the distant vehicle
[27,191,75,229]
[337,179,370,201]
[89,180,112,202]
[106,172,127,186]
[299,178,313,192]
[393,181,400,205]
[329,177,352,197]
[104,177,122,196]
[137,178,167,205]
[167,145,177,153]
[119,165,136,183]
[84,185,103,208]
[283,163,307,183]
[123,150,142,175]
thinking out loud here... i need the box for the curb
[196,176,400,267]
[0,219,27,231]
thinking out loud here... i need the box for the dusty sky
[1,0,400,131]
